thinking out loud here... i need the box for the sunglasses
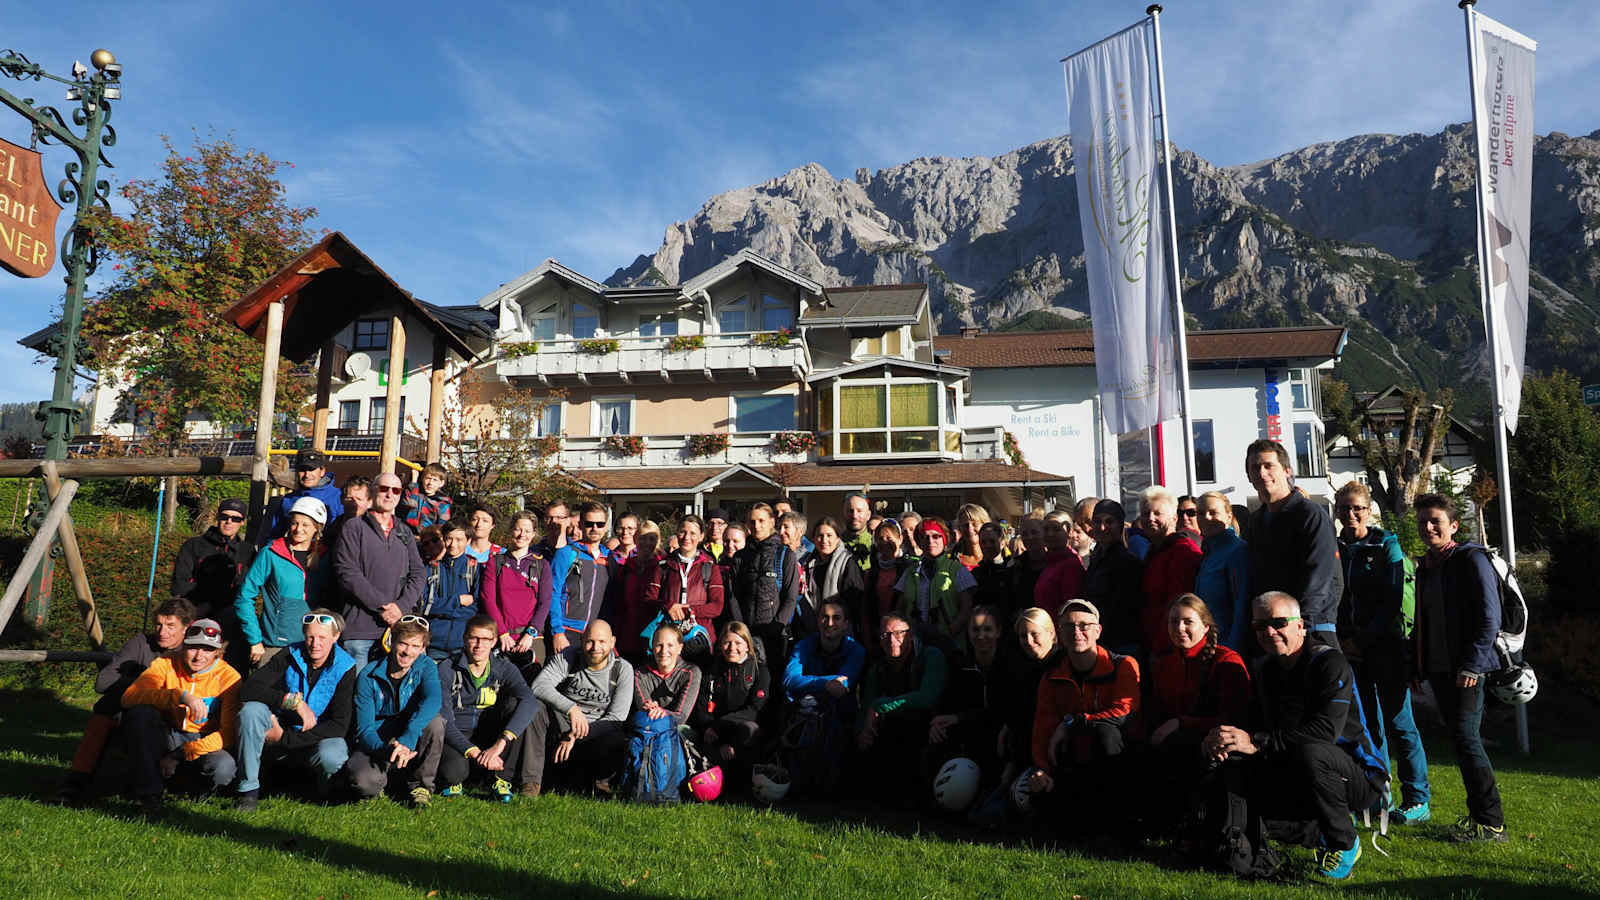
[185,624,221,639]
[1335,504,1368,513]
[582,520,607,528]
[1252,615,1301,632]
[302,613,338,626]
[376,485,404,495]
[219,513,245,523]
[881,629,912,640]
[399,614,429,627]
[1179,509,1198,517]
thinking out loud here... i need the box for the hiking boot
[408,787,431,809]
[592,777,613,796]
[53,773,90,808]
[493,778,514,803]
[1449,816,1507,843]
[236,789,260,812]
[1315,840,1361,880]
[439,784,463,798]
[137,794,166,821]
[1392,801,1431,825]
[518,783,541,799]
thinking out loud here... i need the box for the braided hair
[1169,593,1219,664]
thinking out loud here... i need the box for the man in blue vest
[233,608,359,810]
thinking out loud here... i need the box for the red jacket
[646,550,726,646]
[1141,533,1202,653]
[1032,645,1139,771]
[1147,642,1250,743]
[1034,549,1087,614]
[615,551,664,657]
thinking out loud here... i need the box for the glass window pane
[733,394,795,432]
[860,336,882,356]
[839,385,886,429]
[658,318,678,336]
[719,310,745,333]
[339,401,360,431]
[818,387,833,434]
[573,304,598,339]
[598,400,630,436]
[889,383,937,427]
[1193,419,1216,483]
[367,398,386,433]
[944,427,960,453]
[891,431,938,453]
[761,295,792,332]
[539,403,562,437]
[532,317,556,341]
[1293,422,1323,476]
[839,432,887,454]
[638,319,657,337]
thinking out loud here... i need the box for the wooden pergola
[222,232,477,526]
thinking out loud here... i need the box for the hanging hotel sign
[0,136,63,278]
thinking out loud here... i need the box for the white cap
[288,495,328,525]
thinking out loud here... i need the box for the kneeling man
[528,620,634,791]
[348,619,445,807]
[437,615,540,800]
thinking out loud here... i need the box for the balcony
[495,332,810,385]
[553,431,813,469]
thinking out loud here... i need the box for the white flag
[1063,20,1177,436]
[1468,10,1536,432]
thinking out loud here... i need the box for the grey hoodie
[332,511,426,640]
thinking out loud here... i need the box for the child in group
[404,463,453,534]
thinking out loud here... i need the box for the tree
[430,367,587,518]
[1323,379,1452,518]
[1506,371,1600,612]
[79,134,319,445]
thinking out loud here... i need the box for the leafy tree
[79,134,319,444]
[1323,378,1452,518]
[1506,371,1600,612]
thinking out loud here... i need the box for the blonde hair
[1140,485,1177,513]
[1014,606,1058,644]
[1198,490,1233,528]
[637,518,660,536]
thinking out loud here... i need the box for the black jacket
[972,560,1014,617]
[171,527,256,618]
[1249,645,1364,758]
[692,654,770,728]
[1082,542,1144,648]
[731,534,801,637]
[436,652,537,752]
[239,647,358,751]
[940,647,1017,733]
[1247,492,1342,629]
[96,633,164,697]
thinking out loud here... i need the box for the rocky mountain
[609,125,1600,419]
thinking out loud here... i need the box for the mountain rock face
[609,126,1600,417]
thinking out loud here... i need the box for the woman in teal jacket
[1192,491,1251,651]
[237,496,326,666]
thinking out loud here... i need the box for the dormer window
[528,302,556,341]
[573,303,599,339]
[719,296,748,333]
[818,368,963,460]
[760,294,792,331]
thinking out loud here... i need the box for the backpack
[1477,548,1530,664]
[778,694,846,797]
[618,710,687,805]
[1345,534,1416,640]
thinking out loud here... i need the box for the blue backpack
[619,711,687,804]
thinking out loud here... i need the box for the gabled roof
[1340,385,1482,440]
[932,325,1348,369]
[221,231,476,363]
[805,357,970,383]
[680,248,823,297]
[805,283,928,326]
[473,259,607,310]
[420,302,497,342]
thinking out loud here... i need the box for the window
[338,400,360,431]
[595,397,632,436]
[733,393,796,432]
[719,296,748,333]
[1287,368,1320,411]
[530,309,556,341]
[859,336,883,356]
[353,319,388,351]
[1293,421,1326,477]
[760,294,792,332]
[639,314,678,337]
[537,402,562,437]
[572,303,599,339]
[831,377,952,457]
[1193,419,1216,483]
[367,397,386,433]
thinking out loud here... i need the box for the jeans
[235,701,350,793]
[1353,654,1431,806]
[343,639,377,671]
[1428,673,1503,827]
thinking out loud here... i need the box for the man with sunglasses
[233,608,359,810]
[548,502,615,655]
[1201,592,1383,880]
[172,498,257,628]
[334,471,427,670]
[260,448,345,547]
[114,618,242,819]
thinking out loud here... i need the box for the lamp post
[0,47,122,461]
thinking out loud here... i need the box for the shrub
[1003,430,1026,467]
[665,334,704,353]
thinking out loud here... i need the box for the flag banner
[1062,19,1177,436]
[1468,9,1536,432]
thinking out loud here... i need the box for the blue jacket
[783,634,866,701]
[436,652,536,753]
[1415,542,1502,677]
[421,553,481,656]
[351,655,442,752]
[260,475,344,547]
[1195,529,1251,652]
[235,537,322,647]
[550,542,613,638]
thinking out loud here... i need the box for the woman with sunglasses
[236,496,327,669]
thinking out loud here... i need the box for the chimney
[960,325,981,339]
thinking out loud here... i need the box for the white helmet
[751,764,791,804]
[933,757,981,811]
[1489,664,1538,705]
[1009,770,1035,815]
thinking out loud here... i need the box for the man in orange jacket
[116,618,242,818]
[1025,600,1140,814]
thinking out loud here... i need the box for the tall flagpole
[1461,0,1528,755]
[1147,4,1198,496]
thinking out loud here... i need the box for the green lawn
[1,689,1597,899]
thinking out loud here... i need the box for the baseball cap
[293,448,328,471]
[184,619,225,649]
[1061,599,1100,623]
[706,507,730,523]
[218,498,248,517]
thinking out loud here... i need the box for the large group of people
[54,440,1515,881]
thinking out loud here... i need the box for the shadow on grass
[1347,876,1597,899]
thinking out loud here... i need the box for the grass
[2,691,1598,898]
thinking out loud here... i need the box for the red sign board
[0,137,64,278]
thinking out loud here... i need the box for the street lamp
[0,47,123,460]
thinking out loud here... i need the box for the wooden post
[0,478,79,636]
[162,475,178,527]
[248,299,285,541]
[41,461,104,649]
[380,315,406,474]
[312,338,335,450]
[426,339,447,465]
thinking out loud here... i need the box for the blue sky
[2,0,1596,407]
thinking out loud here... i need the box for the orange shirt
[122,653,242,760]
[1031,645,1140,770]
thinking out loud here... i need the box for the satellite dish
[344,352,373,379]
